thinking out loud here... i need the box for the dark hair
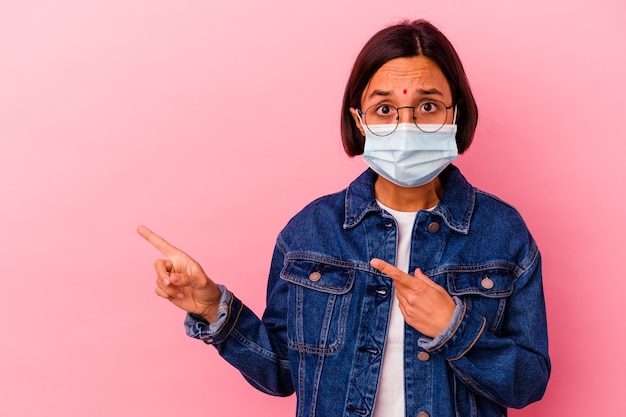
[341,19,478,156]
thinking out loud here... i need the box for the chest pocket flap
[447,269,514,298]
[281,258,355,294]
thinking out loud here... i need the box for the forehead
[362,56,451,101]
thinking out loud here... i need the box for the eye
[419,101,439,113]
[375,104,396,117]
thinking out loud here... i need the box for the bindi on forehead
[403,89,407,95]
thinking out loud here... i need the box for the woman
[138,19,550,417]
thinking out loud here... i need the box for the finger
[155,285,172,299]
[155,285,184,301]
[167,271,200,288]
[411,268,442,290]
[154,259,173,285]
[155,273,176,295]
[154,263,197,290]
[155,273,187,299]
[137,225,182,258]
[370,258,408,284]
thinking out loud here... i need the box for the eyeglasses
[358,99,454,137]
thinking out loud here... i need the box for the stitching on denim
[309,352,326,415]
[285,252,361,267]
[218,299,243,343]
[283,252,392,278]
[295,283,304,346]
[297,350,305,417]
[343,181,382,229]
[284,252,374,274]
[517,241,539,275]
[429,181,476,234]
[490,298,507,333]
[276,235,288,254]
[287,325,346,354]
[446,271,514,297]
[344,199,380,229]
[369,209,398,261]
[281,262,356,294]
[450,362,503,406]
[287,283,352,355]
[449,317,486,361]
[318,294,336,348]
[428,244,538,280]
[429,262,518,277]
[475,188,518,211]
[212,293,238,335]
[229,328,286,363]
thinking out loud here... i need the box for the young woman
[139,19,550,417]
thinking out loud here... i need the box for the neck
[374,175,443,212]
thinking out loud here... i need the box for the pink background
[1,1,624,415]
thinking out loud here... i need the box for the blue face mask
[361,122,458,187]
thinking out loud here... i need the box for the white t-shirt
[372,201,418,417]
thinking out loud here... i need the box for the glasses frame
[358,100,455,137]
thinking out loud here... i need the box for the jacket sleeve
[184,240,294,397]
[423,246,551,409]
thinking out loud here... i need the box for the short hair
[341,19,478,156]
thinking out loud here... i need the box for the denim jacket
[185,165,550,417]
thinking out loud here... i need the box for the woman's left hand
[370,258,456,338]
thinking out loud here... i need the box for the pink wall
[1,1,624,415]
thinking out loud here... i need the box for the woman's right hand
[137,225,222,323]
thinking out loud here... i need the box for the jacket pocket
[280,256,355,354]
[447,268,515,334]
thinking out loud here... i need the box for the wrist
[200,284,230,324]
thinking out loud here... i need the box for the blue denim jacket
[186,165,550,417]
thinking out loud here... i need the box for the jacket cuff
[418,297,486,360]
[418,296,463,350]
[184,284,243,345]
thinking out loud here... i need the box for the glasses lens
[413,100,449,133]
[363,104,398,137]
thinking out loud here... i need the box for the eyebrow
[367,90,392,100]
[417,88,445,96]
[366,88,445,100]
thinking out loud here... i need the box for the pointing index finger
[137,225,181,258]
[370,258,406,283]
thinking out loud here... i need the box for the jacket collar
[343,165,475,235]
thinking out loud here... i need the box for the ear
[349,107,366,137]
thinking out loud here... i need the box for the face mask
[361,123,458,187]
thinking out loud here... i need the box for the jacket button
[481,277,495,289]
[417,351,430,361]
[417,412,430,417]
[427,222,440,233]
[309,271,322,282]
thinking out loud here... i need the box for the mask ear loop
[452,105,458,125]
[356,110,365,127]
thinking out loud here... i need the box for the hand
[370,258,456,338]
[137,225,222,322]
